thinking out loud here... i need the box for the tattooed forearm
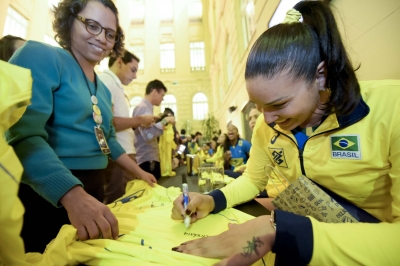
[241,236,264,258]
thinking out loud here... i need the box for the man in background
[133,80,175,180]
[99,50,158,204]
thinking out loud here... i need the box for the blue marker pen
[182,183,191,228]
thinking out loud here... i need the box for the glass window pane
[192,93,208,120]
[130,45,145,70]
[130,0,145,24]
[156,0,173,22]
[160,43,175,72]
[3,7,29,39]
[188,0,202,21]
[161,94,177,119]
[190,42,205,71]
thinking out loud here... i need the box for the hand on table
[171,192,215,223]
[172,215,275,266]
[60,186,119,241]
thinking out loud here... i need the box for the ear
[116,57,123,68]
[315,61,327,91]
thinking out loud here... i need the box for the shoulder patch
[330,135,362,160]
[268,147,288,168]
[238,140,243,146]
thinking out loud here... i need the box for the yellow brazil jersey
[0,61,32,266]
[25,180,275,265]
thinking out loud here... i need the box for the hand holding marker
[182,183,191,228]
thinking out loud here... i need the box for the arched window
[161,94,177,118]
[192,93,208,120]
[130,96,143,115]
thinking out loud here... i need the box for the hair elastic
[282,8,303,24]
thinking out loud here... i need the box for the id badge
[94,126,111,154]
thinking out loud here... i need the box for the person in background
[159,107,177,177]
[223,124,252,178]
[198,142,211,162]
[187,131,202,154]
[248,106,261,131]
[6,0,156,253]
[208,140,217,156]
[180,128,188,144]
[133,79,175,180]
[171,1,400,265]
[163,107,180,148]
[205,133,227,167]
[99,50,158,204]
[0,35,26,61]
[247,106,272,204]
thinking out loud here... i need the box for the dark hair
[180,129,186,134]
[145,79,167,95]
[0,35,26,61]
[108,49,140,67]
[52,0,124,57]
[195,132,202,137]
[245,1,360,115]
[163,107,175,116]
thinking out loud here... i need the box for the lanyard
[69,50,111,154]
[69,51,103,125]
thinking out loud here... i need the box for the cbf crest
[268,147,288,168]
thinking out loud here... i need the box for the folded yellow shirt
[26,181,275,265]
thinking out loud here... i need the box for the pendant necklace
[69,50,111,154]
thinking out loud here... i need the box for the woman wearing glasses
[7,0,157,253]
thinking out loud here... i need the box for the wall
[331,0,400,80]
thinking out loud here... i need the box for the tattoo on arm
[241,236,264,258]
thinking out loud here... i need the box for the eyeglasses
[73,15,123,43]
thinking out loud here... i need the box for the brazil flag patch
[330,135,361,159]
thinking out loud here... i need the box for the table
[158,165,271,217]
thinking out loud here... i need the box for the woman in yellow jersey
[159,108,177,177]
[172,1,400,265]
[198,142,211,162]
[205,133,227,168]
